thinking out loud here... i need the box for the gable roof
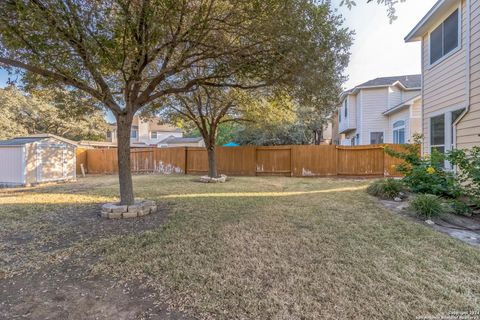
[0,134,77,147]
[341,74,422,100]
[355,75,422,89]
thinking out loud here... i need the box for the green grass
[1,175,480,319]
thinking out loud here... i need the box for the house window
[430,114,445,154]
[430,9,459,65]
[150,131,158,139]
[106,131,112,139]
[370,132,384,145]
[130,129,138,139]
[393,120,406,144]
[344,100,348,118]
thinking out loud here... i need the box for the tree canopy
[0,0,352,203]
[0,86,109,141]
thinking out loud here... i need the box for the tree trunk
[314,129,323,145]
[116,113,135,205]
[207,145,218,178]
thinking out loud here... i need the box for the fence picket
[77,144,408,177]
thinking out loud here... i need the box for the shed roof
[0,134,77,147]
[0,137,44,146]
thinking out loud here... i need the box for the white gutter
[452,0,471,149]
[405,0,457,42]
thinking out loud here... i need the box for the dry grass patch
[1,175,480,319]
[89,176,480,319]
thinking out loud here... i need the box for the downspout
[421,34,425,154]
[453,0,471,148]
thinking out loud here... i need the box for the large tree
[159,0,351,177]
[163,86,247,178]
[0,86,108,140]
[1,0,344,204]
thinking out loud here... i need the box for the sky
[0,1,437,92]
[333,0,437,90]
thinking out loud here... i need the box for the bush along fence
[76,144,409,177]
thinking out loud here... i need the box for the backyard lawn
[1,175,480,319]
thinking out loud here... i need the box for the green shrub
[447,147,480,205]
[385,135,461,198]
[367,179,403,200]
[409,194,447,218]
[447,199,473,217]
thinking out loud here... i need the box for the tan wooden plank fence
[77,144,408,177]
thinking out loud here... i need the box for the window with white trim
[130,129,138,139]
[430,9,459,65]
[393,120,406,144]
[430,114,445,154]
[370,132,384,145]
[344,99,348,118]
[150,131,158,139]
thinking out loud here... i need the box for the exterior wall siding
[336,87,421,146]
[422,0,469,153]
[25,139,76,185]
[359,88,390,145]
[338,94,357,134]
[410,99,423,142]
[419,0,480,151]
[403,90,422,101]
[0,147,24,185]
[457,0,480,148]
[388,86,403,108]
[25,143,37,184]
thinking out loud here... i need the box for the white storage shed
[0,134,77,187]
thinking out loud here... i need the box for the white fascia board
[405,0,459,42]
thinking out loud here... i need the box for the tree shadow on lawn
[0,199,190,320]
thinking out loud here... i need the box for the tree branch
[0,57,122,114]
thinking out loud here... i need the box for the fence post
[335,145,339,176]
[290,146,294,177]
[382,144,386,177]
[254,146,258,176]
[184,147,188,174]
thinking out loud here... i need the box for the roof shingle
[345,74,422,94]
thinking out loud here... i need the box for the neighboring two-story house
[336,75,423,146]
[106,116,204,147]
[405,0,480,154]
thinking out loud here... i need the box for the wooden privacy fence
[77,144,408,177]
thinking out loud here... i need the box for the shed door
[37,143,67,182]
